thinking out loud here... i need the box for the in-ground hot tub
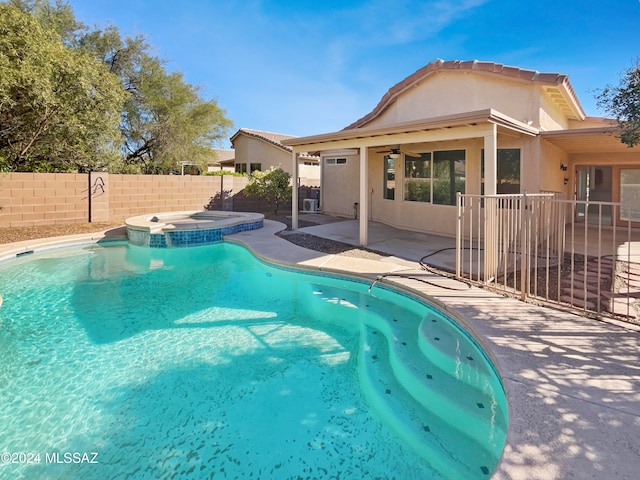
[125,210,264,248]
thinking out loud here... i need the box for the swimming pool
[0,241,507,479]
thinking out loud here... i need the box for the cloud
[335,0,493,46]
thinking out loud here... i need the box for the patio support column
[292,151,299,230]
[483,124,497,195]
[483,123,498,282]
[359,145,368,246]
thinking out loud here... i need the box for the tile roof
[344,59,585,130]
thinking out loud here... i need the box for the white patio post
[484,124,497,195]
[359,146,368,246]
[483,124,498,282]
[292,151,299,230]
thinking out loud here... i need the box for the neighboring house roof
[230,128,319,161]
[344,59,586,130]
[212,149,235,166]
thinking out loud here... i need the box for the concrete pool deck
[1,220,639,479]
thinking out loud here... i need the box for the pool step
[358,326,496,479]
[417,311,503,395]
[362,312,507,448]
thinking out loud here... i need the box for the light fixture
[564,177,569,185]
[389,152,400,159]
[560,163,568,171]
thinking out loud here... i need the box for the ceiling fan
[375,145,421,158]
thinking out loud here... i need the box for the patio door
[575,166,613,225]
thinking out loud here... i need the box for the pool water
[0,242,507,479]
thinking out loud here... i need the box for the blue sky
[67,0,640,145]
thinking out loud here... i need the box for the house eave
[282,109,538,152]
[541,126,640,153]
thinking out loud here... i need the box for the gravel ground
[0,222,125,245]
[0,215,386,260]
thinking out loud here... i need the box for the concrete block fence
[0,172,319,228]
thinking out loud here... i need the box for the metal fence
[456,193,640,323]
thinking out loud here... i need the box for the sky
[67,0,640,146]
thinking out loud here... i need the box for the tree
[244,167,292,216]
[596,61,640,147]
[0,3,125,172]
[117,53,232,174]
[1,0,233,173]
[76,21,233,173]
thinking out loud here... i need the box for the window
[235,163,247,174]
[433,150,466,205]
[621,168,640,222]
[401,150,465,205]
[404,153,431,202]
[383,155,396,200]
[481,149,521,194]
[325,158,347,165]
[250,163,261,173]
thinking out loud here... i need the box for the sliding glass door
[575,166,613,225]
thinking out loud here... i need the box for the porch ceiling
[541,127,640,154]
[282,108,538,153]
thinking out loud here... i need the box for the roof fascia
[283,109,538,152]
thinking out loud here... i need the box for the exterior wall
[539,139,570,193]
[362,72,579,134]
[365,72,542,129]
[538,90,571,131]
[233,134,320,185]
[234,135,290,172]
[319,155,359,218]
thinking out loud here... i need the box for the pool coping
[1,220,639,480]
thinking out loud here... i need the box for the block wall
[0,172,90,227]
[0,173,218,228]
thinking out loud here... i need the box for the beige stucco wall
[538,139,570,193]
[233,135,290,172]
[233,134,320,185]
[363,72,573,131]
[320,155,359,218]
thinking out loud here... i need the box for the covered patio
[282,108,539,247]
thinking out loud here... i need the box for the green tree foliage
[0,0,233,173]
[244,167,292,216]
[78,25,233,173]
[596,61,640,147]
[0,2,125,171]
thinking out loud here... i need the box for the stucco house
[230,128,320,185]
[282,59,640,246]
